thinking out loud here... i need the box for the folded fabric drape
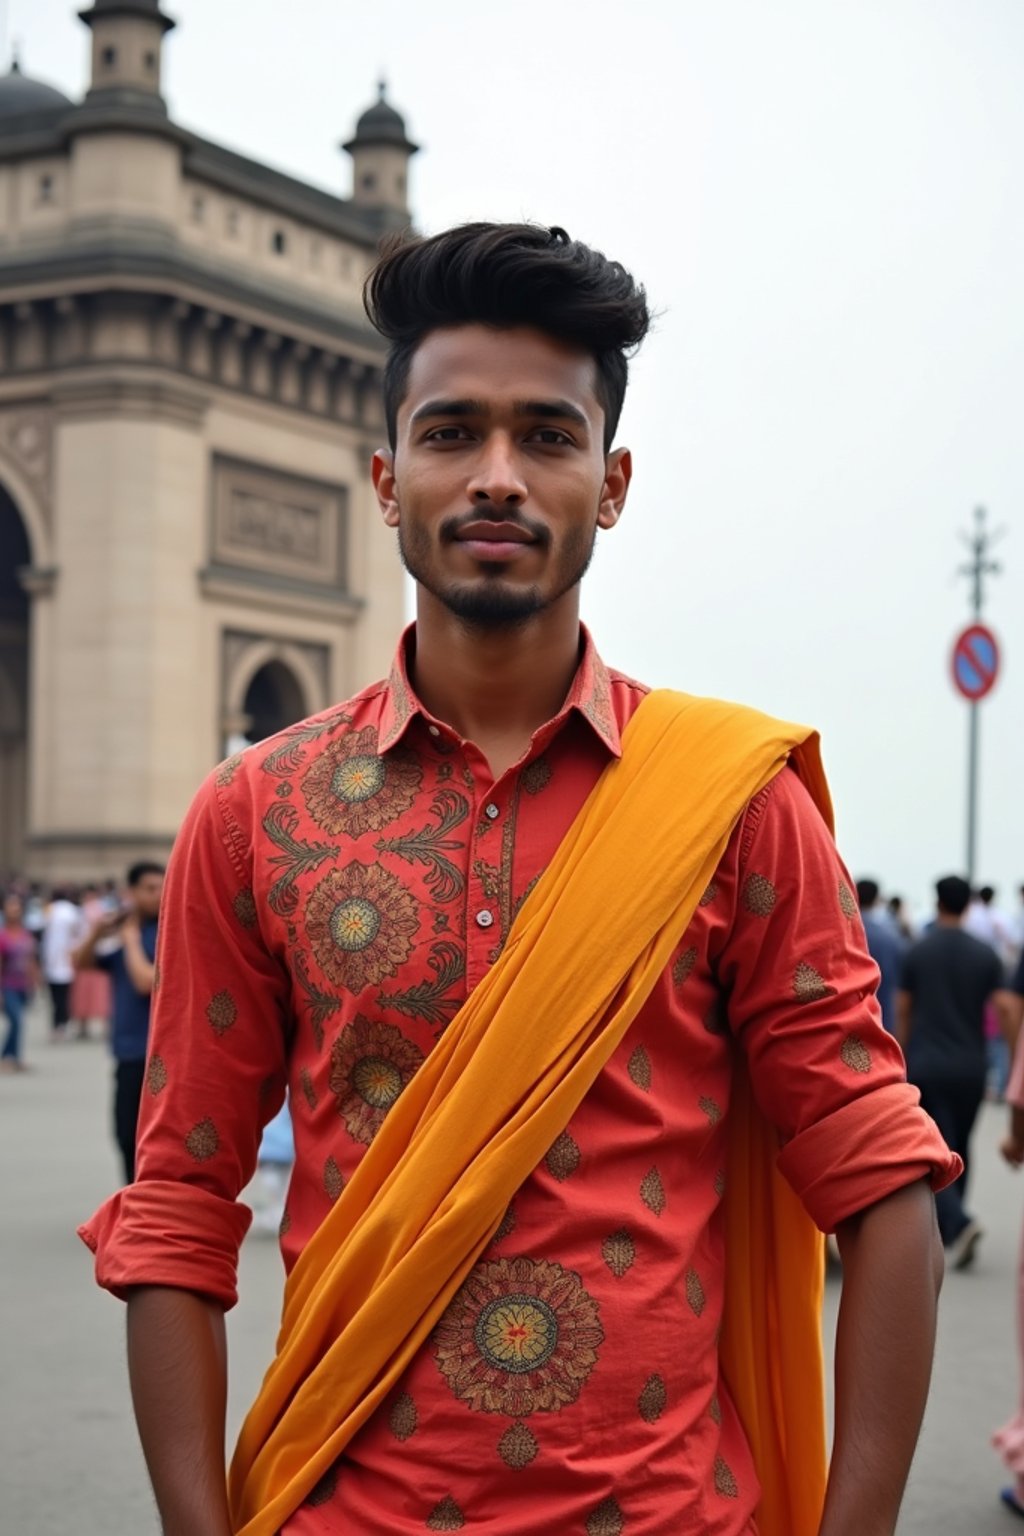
[229,688,831,1536]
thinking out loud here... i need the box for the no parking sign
[951,623,1000,702]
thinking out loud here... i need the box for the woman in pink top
[992,950,1024,1515]
[0,891,40,1073]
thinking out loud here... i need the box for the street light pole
[957,506,1002,884]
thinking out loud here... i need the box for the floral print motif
[639,1373,667,1423]
[302,726,422,837]
[305,862,420,993]
[185,1117,218,1162]
[425,1496,465,1531]
[793,960,837,1004]
[146,1055,167,1096]
[601,1229,636,1278]
[497,1422,538,1469]
[205,990,237,1037]
[586,1497,626,1536]
[640,1167,666,1216]
[328,1014,424,1143]
[388,1392,418,1441]
[840,1034,872,1074]
[434,1257,604,1416]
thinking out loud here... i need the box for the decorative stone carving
[0,409,53,517]
[210,456,347,589]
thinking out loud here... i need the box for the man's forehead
[401,324,601,414]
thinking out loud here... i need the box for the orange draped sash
[229,689,831,1536]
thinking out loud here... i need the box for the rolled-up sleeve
[78,762,291,1307]
[718,767,961,1232]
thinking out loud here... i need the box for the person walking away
[0,891,40,1073]
[856,879,904,1034]
[73,862,164,1184]
[965,885,1016,966]
[81,223,958,1536]
[897,874,1015,1268]
[41,887,87,1040]
[990,947,1024,1517]
[69,884,114,1042]
[964,887,1016,1101]
[887,894,916,943]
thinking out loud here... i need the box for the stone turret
[78,0,176,110]
[343,82,418,222]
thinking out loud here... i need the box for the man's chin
[435,580,547,629]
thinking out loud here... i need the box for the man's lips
[452,521,540,561]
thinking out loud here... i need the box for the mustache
[440,507,551,547]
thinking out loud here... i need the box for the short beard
[398,524,596,632]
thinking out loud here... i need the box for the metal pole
[956,506,1004,880]
[966,700,978,884]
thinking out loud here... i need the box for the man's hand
[1001,1135,1024,1168]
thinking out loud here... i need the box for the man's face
[373,325,630,628]
[131,873,164,921]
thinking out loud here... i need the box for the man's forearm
[126,1287,233,1536]
[820,1179,942,1536]
[122,929,156,995]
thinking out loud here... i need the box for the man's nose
[467,435,527,504]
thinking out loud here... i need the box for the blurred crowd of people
[0,864,165,1182]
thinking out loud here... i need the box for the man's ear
[372,449,400,528]
[598,447,632,530]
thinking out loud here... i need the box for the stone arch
[0,477,34,872]
[0,455,52,572]
[223,638,325,750]
[226,639,325,721]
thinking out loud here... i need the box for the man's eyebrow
[408,397,591,429]
[409,398,487,425]
[514,399,589,429]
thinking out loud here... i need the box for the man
[73,862,164,1183]
[965,884,1016,968]
[855,878,904,1034]
[40,886,87,1039]
[82,224,957,1536]
[898,874,1015,1269]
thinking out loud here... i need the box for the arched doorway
[241,658,308,746]
[0,484,31,874]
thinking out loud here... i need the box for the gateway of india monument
[0,0,419,879]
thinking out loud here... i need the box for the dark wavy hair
[364,222,651,452]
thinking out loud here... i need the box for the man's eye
[527,428,571,445]
[426,426,471,442]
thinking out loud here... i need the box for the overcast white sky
[10,0,1024,916]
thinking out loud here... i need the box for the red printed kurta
[82,628,956,1535]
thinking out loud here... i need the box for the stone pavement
[3,998,1023,1535]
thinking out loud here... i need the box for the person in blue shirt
[73,861,164,1183]
[856,879,905,1035]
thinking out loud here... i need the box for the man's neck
[936,913,962,929]
[409,592,583,778]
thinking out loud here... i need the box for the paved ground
[3,999,1024,1534]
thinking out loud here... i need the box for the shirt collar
[376,623,622,758]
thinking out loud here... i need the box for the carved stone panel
[210,455,347,589]
[0,409,53,522]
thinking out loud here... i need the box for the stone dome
[0,61,73,119]
[346,82,416,151]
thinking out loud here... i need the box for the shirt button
[475,909,495,929]
[428,725,441,738]
[484,803,500,821]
